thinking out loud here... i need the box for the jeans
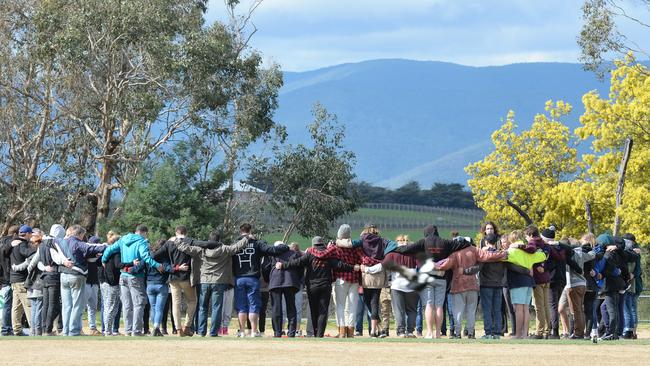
[271,287,297,337]
[60,273,86,336]
[480,287,503,336]
[450,290,478,336]
[147,283,169,330]
[446,292,456,334]
[119,276,146,335]
[101,283,121,335]
[355,293,371,334]
[391,289,418,335]
[623,293,639,332]
[1,285,14,335]
[30,297,43,336]
[415,298,423,333]
[198,283,228,336]
[85,284,99,330]
[42,284,61,333]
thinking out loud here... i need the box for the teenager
[7,225,37,336]
[477,233,507,339]
[99,232,122,336]
[382,235,418,338]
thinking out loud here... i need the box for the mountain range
[274,59,612,188]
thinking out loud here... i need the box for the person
[565,235,597,339]
[21,229,44,336]
[38,224,66,336]
[594,234,629,341]
[268,241,301,338]
[56,225,106,336]
[393,225,471,338]
[382,235,418,338]
[232,223,288,338]
[358,224,390,338]
[101,225,163,337]
[8,225,37,336]
[84,236,103,335]
[525,225,553,339]
[479,222,500,248]
[477,233,507,339]
[433,235,506,339]
[287,242,306,337]
[175,231,249,337]
[99,231,122,336]
[153,226,198,337]
[277,236,358,338]
[503,230,546,339]
[0,225,20,336]
[143,239,173,337]
[622,233,643,339]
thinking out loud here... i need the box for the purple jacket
[528,237,551,285]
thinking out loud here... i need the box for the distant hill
[275,59,612,188]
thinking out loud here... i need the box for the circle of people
[0,220,643,341]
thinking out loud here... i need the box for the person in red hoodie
[433,238,506,339]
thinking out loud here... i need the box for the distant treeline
[352,181,477,209]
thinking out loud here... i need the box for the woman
[359,224,390,338]
[99,231,122,336]
[268,241,301,337]
[383,235,418,337]
[145,239,173,337]
[278,236,358,338]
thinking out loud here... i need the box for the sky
[204,0,649,72]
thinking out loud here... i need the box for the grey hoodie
[565,246,596,288]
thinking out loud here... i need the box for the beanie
[337,224,351,239]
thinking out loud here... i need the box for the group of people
[0,220,644,341]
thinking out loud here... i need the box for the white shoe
[237,330,245,338]
[251,331,262,338]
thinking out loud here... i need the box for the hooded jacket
[9,237,36,283]
[58,237,106,276]
[393,225,471,277]
[0,235,15,286]
[283,245,354,290]
[177,237,249,286]
[435,246,506,293]
[232,237,289,278]
[101,233,161,278]
[269,249,303,290]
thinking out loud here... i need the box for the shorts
[509,287,533,305]
[420,278,446,308]
[234,277,261,314]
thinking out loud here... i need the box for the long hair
[480,221,500,237]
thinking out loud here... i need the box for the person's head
[396,235,410,246]
[481,221,499,237]
[596,233,614,246]
[175,225,187,237]
[508,230,525,244]
[499,235,510,250]
[49,224,65,240]
[362,223,379,236]
[18,225,33,240]
[30,228,44,245]
[484,233,498,248]
[524,225,540,240]
[274,240,284,247]
[153,238,166,251]
[107,230,121,245]
[337,224,351,239]
[68,224,86,240]
[424,225,439,238]
[580,233,596,247]
[88,236,101,244]
[239,223,252,235]
[311,236,325,248]
[135,225,148,238]
[450,230,459,238]
[568,237,580,246]
[208,230,222,242]
[622,233,636,243]
[289,242,300,252]
[7,225,20,237]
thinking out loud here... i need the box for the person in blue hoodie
[101,225,163,336]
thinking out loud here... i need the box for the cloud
[204,0,647,71]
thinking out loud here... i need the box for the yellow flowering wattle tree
[465,101,578,232]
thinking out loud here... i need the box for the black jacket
[153,240,193,282]
[9,237,36,283]
[268,250,302,290]
[99,251,121,286]
[0,235,14,286]
[38,238,61,287]
[232,237,289,278]
[283,250,354,290]
[394,226,470,266]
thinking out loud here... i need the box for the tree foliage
[249,103,358,242]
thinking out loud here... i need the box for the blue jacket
[101,233,161,278]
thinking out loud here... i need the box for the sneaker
[405,333,417,338]
[416,331,423,337]
[379,330,387,338]
[251,331,262,338]
[528,334,544,340]
[481,335,493,340]
[153,328,163,337]
[237,330,246,338]
[467,333,476,339]
[296,330,303,337]
[568,334,582,340]
[622,331,634,339]
[492,335,500,340]
[354,331,362,337]
[89,329,102,336]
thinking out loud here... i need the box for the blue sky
[205,0,649,72]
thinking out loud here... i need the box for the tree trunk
[585,199,594,234]
[81,193,99,235]
[613,138,633,236]
[94,157,113,233]
[506,199,533,225]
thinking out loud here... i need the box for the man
[154,225,197,337]
[0,225,19,336]
[232,223,289,337]
[58,225,106,336]
[84,236,103,335]
[101,225,162,336]
[38,224,66,336]
[176,230,249,337]
[8,225,37,336]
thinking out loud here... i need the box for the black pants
[362,288,381,321]
[549,285,562,334]
[308,286,331,338]
[604,293,620,337]
[42,284,61,333]
[143,303,150,334]
[270,287,297,337]
[584,291,595,336]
